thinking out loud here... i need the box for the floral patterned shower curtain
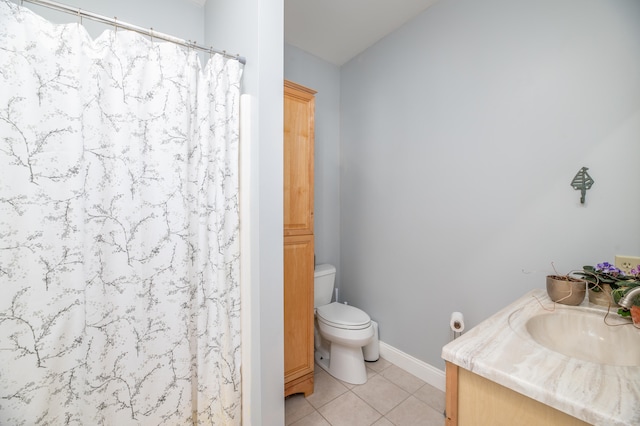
[0,1,242,424]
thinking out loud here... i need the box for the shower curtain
[0,1,242,424]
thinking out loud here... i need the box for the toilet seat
[316,302,371,330]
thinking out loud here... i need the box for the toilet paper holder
[450,312,465,339]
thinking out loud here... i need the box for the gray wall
[284,44,342,294]
[340,0,640,368]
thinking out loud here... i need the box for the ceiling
[284,0,440,66]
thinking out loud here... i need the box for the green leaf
[617,309,631,317]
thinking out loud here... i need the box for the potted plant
[578,262,623,306]
[611,265,640,325]
[578,262,640,322]
[546,273,586,306]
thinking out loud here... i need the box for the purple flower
[596,262,624,276]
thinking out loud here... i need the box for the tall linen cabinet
[283,80,316,397]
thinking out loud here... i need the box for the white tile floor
[285,358,446,426]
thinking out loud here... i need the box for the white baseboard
[378,341,446,392]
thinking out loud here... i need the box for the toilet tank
[314,264,336,308]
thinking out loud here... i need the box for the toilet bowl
[314,264,374,384]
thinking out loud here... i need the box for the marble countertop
[441,289,640,426]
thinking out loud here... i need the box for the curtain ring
[149,28,154,42]
[114,17,117,33]
[77,8,82,25]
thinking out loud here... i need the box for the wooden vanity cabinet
[283,235,314,396]
[283,80,316,397]
[445,362,590,426]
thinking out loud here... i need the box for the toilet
[314,264,375,384]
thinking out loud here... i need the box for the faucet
[617,286,640,310]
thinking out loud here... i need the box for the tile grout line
[286,358,445,426]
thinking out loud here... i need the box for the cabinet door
[283,234,315,386]
[284,81,315,236]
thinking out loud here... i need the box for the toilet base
[314,350,330,373]
[315,343,368,385]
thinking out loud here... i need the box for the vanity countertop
[441,289,640,426]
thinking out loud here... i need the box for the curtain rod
[20,0,246,65]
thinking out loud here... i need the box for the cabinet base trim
[285,372,314,398]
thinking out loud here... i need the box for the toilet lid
[316,302,371,330]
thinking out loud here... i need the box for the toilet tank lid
[314,264,335,277]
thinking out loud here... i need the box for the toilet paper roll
[450,312,465,333]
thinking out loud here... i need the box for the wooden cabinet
[283,235,314,396]
[284,80,316,397]
[445,363,590,426]
[284,81,315,237]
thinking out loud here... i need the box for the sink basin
[526,310,640,366]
